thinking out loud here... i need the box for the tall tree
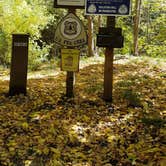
[133,0,142,56]
[87,16,95,57]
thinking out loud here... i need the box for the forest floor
[0,55,166,166]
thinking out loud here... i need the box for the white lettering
[14,42,27,47]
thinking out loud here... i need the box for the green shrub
[144,44,166,58]
[28,41,51,71]
[0,0,52,67]
[122,89,142,108]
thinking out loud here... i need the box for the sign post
[54,2,87,98]
[9,34,29,96]
[85,0,131,101]
[66,8,76,98]
[104,16,115,101]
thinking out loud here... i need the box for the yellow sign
[61,49,80,72]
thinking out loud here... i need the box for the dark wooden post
[66,71,75,97]
[66,8,76,98]
[103,16,115,102]
[9,34,29,96]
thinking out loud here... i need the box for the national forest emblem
[64,21,78,36]
[54,13,87,47]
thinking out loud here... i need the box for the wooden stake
[66,8,76,98]
[103,16,115,102]
[9,34,29,96]
[66,71,75,97]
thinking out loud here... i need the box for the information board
[54,0,85,8]
[85,0,131,16]
[61,49,80,72]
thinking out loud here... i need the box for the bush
[28,42,51,71]
[144,43,166,58]
[122,89,142,108]
[0,0,52,67]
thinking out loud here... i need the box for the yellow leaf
[43,147,49,155]
[22,122,29,130]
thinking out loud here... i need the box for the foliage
[0,56,165,165]
[0,0,166,68]
[0,0,51,67]
[28,41,51,71]
[116,16,133,55]
[139,0,166,57]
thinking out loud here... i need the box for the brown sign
[55,13,87,47]
[9,34,29,96]
[54,0,85,9]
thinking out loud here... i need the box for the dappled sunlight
[70,123,89,143]
[0,57,165,165]
[69,111,139,146]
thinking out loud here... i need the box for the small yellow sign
[61,49,80,72]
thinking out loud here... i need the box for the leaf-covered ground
[0,56,166,166]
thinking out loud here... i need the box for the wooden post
[103,16,115,102]
[66,71,75,97]
[9,34,29,96]
[66,8,76,98]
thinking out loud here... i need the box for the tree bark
[95,15,102,56]
[133,0,142,56]
[87,16,95,57]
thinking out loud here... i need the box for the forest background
[0,0,166,70]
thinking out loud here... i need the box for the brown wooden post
[9,34,29,96]
[103,16,115,102]
[66,8,76,98]
[66,71,75,97]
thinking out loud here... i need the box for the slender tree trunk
[87,16,95,57]
[95,15,102,56]
[97,15,102,28]
[133,0,142,56]
[146,3,150,43]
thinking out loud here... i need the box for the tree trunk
[146,3,150,43]
[87,16,95,57]
[95,15,102,56]
[133,0,142,56]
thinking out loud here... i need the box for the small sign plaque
[85,0,131,16]
[61,49,80,72]
[14,42,28,47]
[54,0,85,8]
[55,13,87,47]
